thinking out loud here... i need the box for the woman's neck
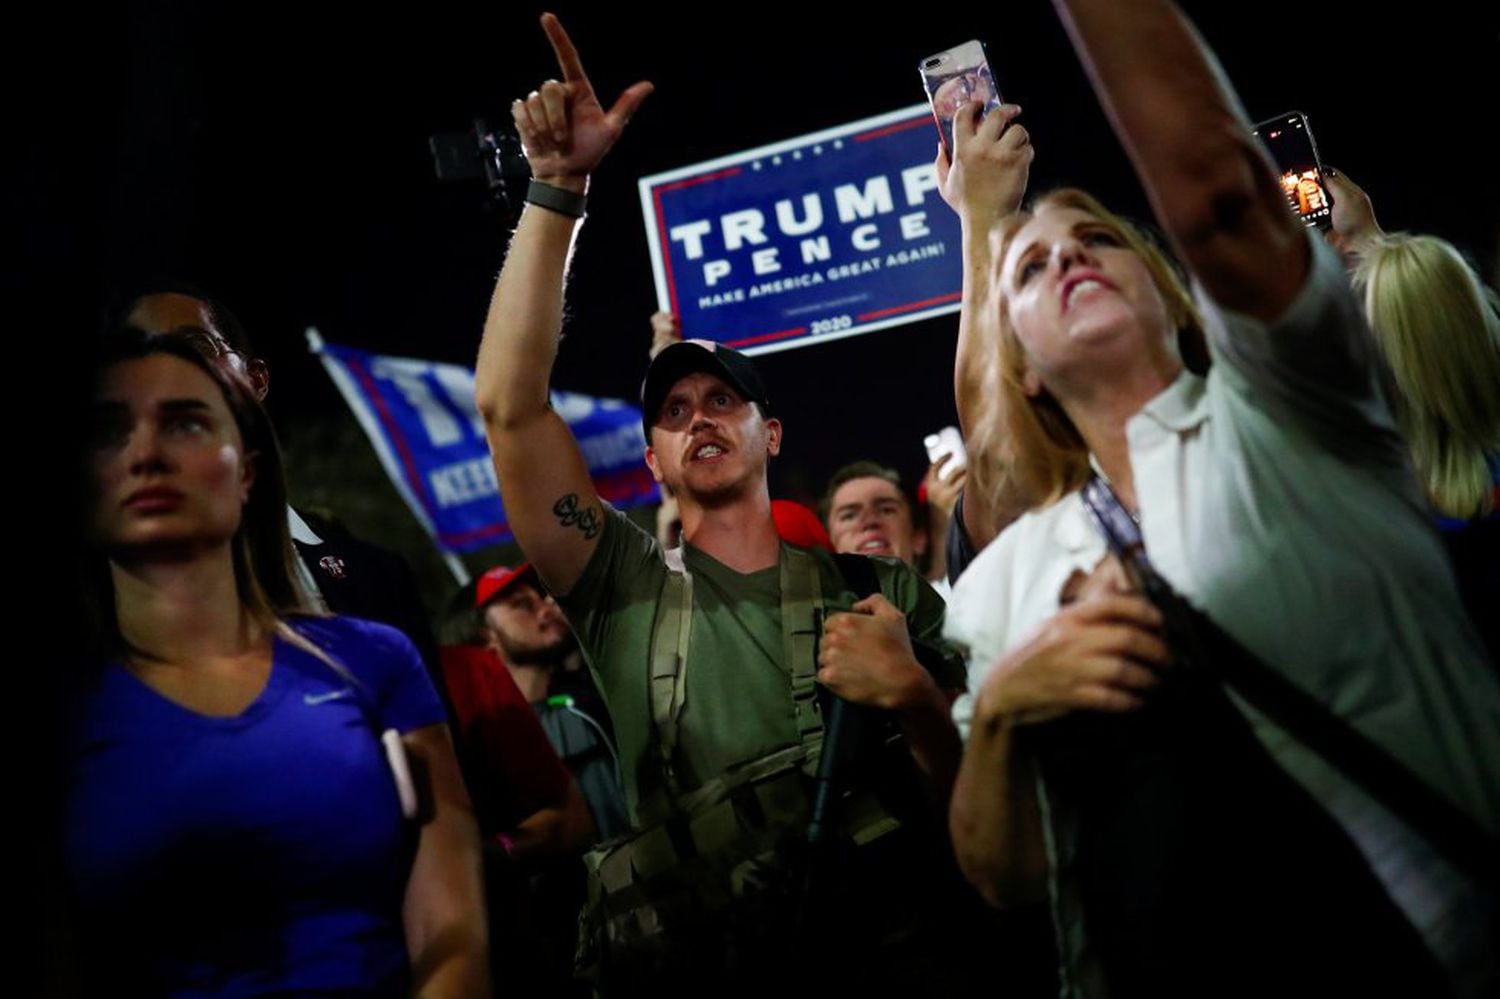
[110,545,261,664]
[1065,358,1182,512]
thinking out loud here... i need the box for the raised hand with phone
[1323,166,1385,265]
[935,100,1033,230]
[922,40,1033,245]
[934,94,1035,554]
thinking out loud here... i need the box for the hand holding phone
[924,426,968,481]
[920,41,1003,159]
[1323,167,1383,261]
[922,43,1030,226]
[1252,111,1334,230]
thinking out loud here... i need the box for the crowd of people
[67,2,1498,996]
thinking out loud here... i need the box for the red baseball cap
[475,563,540,609]
[771,499,834,552]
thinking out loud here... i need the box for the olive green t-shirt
[556,503,962,820]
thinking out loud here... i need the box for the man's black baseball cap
[640,339,771,432]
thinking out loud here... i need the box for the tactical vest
[575,545,910,988]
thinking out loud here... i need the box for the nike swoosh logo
[303,688,353,706]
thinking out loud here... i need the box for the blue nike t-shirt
[64,616,447,997]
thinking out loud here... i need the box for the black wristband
[526,179,587,219]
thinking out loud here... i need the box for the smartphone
[1252,111,1333,230]
[920,41,1003,158]
[923,426,967,481]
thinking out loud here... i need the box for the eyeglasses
[177,327,269,397]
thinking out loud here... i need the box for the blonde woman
[1332,172,1499,663]
[1355,230,1500,522]
[941,3,1499,996]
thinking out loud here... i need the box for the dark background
[34,0,1500,616]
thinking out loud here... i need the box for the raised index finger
[540,12,589,84]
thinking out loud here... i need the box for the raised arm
[937,102,1032,548]
[474,13,652,596]
[937,101,1031,444]
[1052,0,1308,321]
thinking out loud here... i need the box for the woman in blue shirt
[69,328,489,996]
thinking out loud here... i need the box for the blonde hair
[967,189,1207,517]
[1356,234,1500,519]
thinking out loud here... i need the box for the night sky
[41,1,1500,611]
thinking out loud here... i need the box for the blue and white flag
[639,104,961,356]
[310,331,659,556]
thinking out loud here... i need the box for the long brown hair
[83,328,319,662]
[966,189,1208,518]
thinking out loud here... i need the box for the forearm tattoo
[553,493,601,540]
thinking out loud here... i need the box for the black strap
[806,554,881,847]
[1079,475,1499,890]
[525,178,587,218]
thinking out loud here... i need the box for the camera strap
[1078,474,1498,890]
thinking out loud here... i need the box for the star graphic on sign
[832,139,844,150]
[792,149,802,160]
[772,155,782,165]
[752,161,762,170]
[813,145,823,155]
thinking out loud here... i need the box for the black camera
[428,119,530,211]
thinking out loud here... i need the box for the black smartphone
[1253,111,1333,230]
[920,40,1003,158]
